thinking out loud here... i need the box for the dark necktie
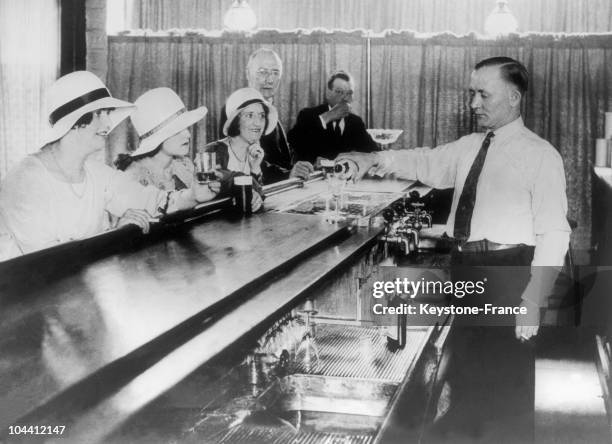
[334,121,342,138]
[453,132,495,242]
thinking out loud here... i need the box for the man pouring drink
[336,56,570,442]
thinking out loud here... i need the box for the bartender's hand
[247,143,264,174]
[289,161,314,180]
[193,181,219,202]
[118,209,152,234]
[515,300,540,342]
[320,101,351,125]
[335,152,379,182]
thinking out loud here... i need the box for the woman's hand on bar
[117,209,152,234]
[193,181,219,203]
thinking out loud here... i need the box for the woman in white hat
[0,71,214,258]
[115,87,215,196]
[204,87,278,211]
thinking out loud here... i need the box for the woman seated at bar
[0,71,216,257]
[115,87,218,197]
[204,88,277,211]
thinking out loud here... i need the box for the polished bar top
[60,226,389,443]
[0,177,416,440]
[265,176,415,212]
[0,211,349,430]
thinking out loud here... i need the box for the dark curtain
[60,0,86,75]
[107,31,612,251]
[118,0,612,34]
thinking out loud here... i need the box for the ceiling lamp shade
[484,0,519,37]
[223,0,257,32]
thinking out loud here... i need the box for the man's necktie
[453,132,495,242]
[333,121,342,138]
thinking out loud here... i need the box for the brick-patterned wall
[86,0,107,81]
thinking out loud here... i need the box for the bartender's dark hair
[475,57,528,95]
[115,145,162,171]
[327,70,353,90]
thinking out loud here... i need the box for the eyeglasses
[255,68,281,79]
[333,89,353,97]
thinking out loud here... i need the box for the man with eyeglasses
[288,70,377,165]
[219,48,313,184]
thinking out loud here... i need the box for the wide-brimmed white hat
[222,87,278,137]
[39,71,134,148]
[130,88,208,157]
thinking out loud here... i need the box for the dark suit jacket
[288,103,377,164]
[219,105,294,185]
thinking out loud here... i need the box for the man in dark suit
[288,70,377,165]
[218,48,313,184]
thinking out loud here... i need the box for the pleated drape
[118,0,612,34]
[107,31,367,154]
[368,34,612,251]
[107,31,612,250]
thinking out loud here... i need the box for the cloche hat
[40,71,133,148]
[130,88,208,157]
[222,87,278,137]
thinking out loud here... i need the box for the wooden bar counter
[0,177,449,443]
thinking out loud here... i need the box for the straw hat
[40,71,133,148]
[130,88,208,157]
[222,87,278,137]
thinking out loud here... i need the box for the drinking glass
[196,151,216,183]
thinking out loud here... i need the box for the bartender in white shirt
[338,56,570,335]
[337,56,570,441]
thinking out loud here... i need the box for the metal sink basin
[256,374,397,417]
[231,373,397,437]
[211,326,430,443]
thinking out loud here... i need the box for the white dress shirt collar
[488,116,524,144]
[328,105,345,134]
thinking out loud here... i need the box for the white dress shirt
[376,117,570,269]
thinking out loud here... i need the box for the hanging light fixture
[223,0,257,32]
[484,0,519,37]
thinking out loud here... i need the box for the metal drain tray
[200,325,429,443]
[290,324,427,381]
